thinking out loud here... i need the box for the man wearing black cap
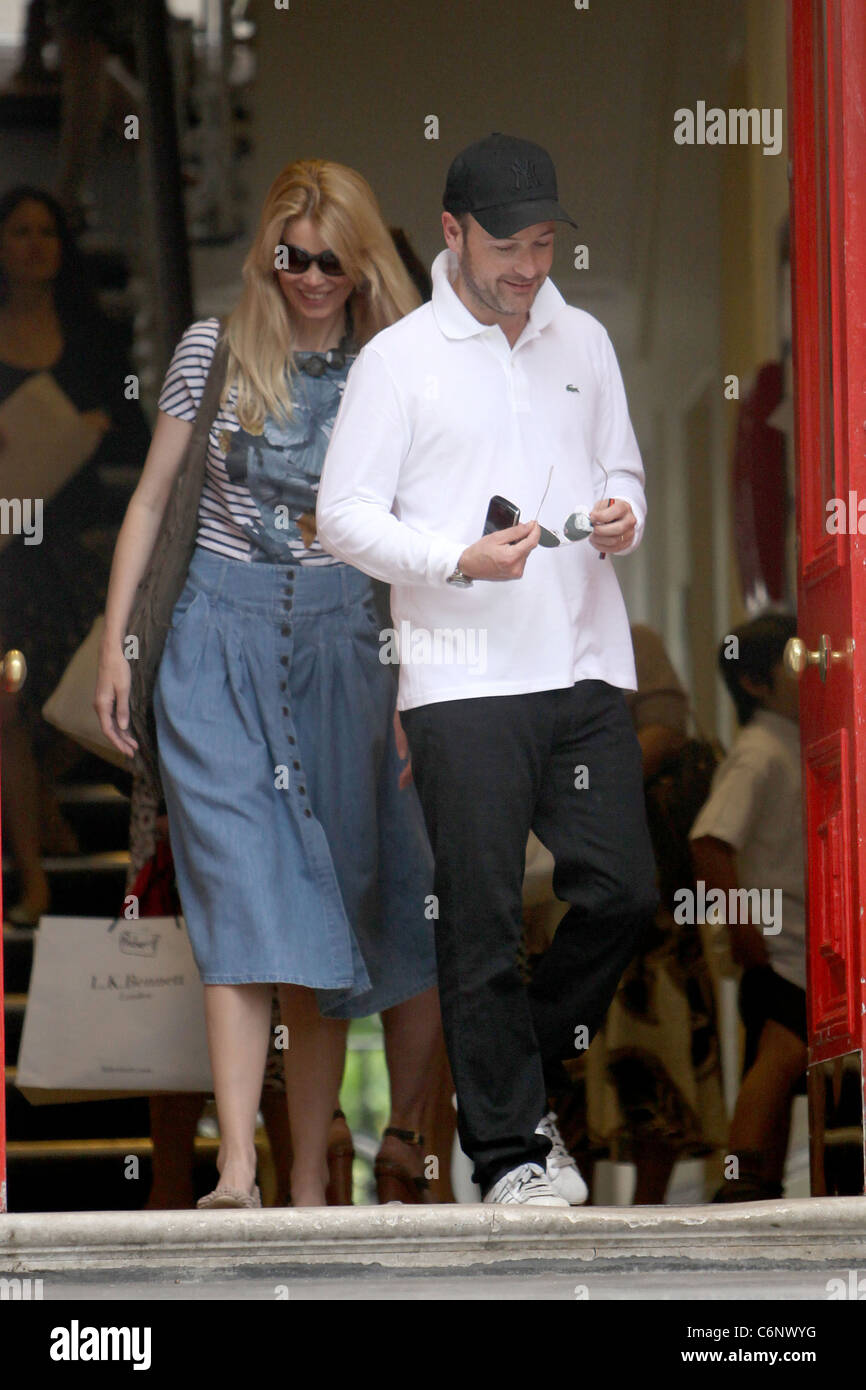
[318,134,657,1206]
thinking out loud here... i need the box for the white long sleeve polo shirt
[317,249,646,711]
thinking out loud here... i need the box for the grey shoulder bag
[127,334,229,795]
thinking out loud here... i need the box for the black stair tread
[3,999,26,1066]
[56,783,129,807]
[6,1099,153,1143]
[8,1137,154,1158]
[3,1154,154,1214]
[4,1146,272,1213]
[40,851,130,874]
[6,1135,221,1157]
[5,1069,152,1142]
[4,856,130,916]
[3,850,129,874]
[57,750,132,787]
[2,926,36,993]
[0,90,61,131]
[38,789,132,855]
[10,887,131,920]
[29,782,132,857]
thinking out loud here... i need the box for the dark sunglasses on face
[278,243,345,277]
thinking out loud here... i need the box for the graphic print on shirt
[223,368,348,562]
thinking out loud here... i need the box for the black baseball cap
[443,133,577,238]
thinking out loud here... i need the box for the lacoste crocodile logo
[566,384,580,393]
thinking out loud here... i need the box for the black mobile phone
[484,495,521,535]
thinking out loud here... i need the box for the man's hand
[588,498,636,555]
[457,520,540,581]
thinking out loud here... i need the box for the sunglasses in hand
[484,462,612,557]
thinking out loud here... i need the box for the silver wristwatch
[446,564,473,588]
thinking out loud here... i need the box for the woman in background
[0,185,147,925]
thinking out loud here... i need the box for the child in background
[690,613,806,1202]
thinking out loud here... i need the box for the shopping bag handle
[107,914,183,933]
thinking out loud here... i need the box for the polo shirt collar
[430,248,564,342]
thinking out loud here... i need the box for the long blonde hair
[224,159,420,432]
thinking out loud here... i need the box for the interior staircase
[0,3,292,1216]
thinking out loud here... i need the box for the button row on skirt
[277,576,311,815]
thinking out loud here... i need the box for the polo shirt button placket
[508,355,531,414]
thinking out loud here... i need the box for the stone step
[1,1198,864,1278]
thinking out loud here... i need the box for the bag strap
[176,328,229,496]
[125,326,229,797]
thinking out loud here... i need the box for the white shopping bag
[16,916,213,1098]
[43,619,132,772]
[42,615,131,770]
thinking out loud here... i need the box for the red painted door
[788,0,866,1194]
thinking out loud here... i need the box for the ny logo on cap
[511,159,540,191]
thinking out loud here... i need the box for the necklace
[294,303,357,378]
[294,328,355,378]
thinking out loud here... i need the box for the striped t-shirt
[158,317,347,565]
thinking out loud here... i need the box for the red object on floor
[732,360,787,609]
[127,839,181,918]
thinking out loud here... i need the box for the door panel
[788,0,866,1193]
[804,729,856,1043]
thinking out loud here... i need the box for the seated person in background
[690,612,805,1203]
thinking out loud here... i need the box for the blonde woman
[96,161,441,1207]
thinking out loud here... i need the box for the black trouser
[401,680,658,1194]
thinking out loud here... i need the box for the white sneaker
[536,1112,589,1205]
[482,1161,570,1206]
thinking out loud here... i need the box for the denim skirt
[153,546,437,1017]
